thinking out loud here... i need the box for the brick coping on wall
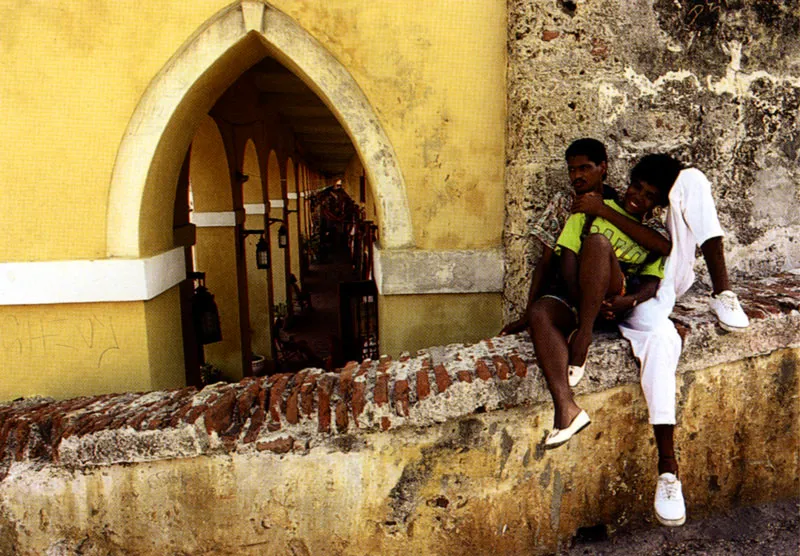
[1,272,799,479]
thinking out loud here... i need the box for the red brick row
[1,349,539,466]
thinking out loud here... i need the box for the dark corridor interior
[277,242,357,371]
[271,186,379,374]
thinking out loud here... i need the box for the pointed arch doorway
[107,1,413,385]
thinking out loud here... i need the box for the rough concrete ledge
[374,247,505,294]
[1,273,799,477]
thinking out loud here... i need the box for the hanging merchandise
[191,272,222,345]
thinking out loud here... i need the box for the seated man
[615,154,748,526]
[533,167,673,450]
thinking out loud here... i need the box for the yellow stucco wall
[144,287,187,392]
[245,214,272,362]
[379,293,503,358]
[195,227,244,381]
[270,207,289,307]
[2,348,797,552]
[286,160,301,281]
[1,0,504,262]
[188,115,245,380]
[0,1,228,262]
[242,141,273,363]
[272,0,507,250]
[0,1,506,399]
[0,302,151,402]
[190,116,232,213]
[266,150,282,200]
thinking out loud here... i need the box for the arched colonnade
[105,0,413,383]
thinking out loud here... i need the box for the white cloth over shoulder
[619,168,724,425]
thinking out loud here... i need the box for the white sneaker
[709,290,749,331]
[654,472,686,526]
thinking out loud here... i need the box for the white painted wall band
[0,248,186,306]
[243,204,266,215]
[190,211,237,227]
[192,203,284,226]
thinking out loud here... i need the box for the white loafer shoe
[568,364,585,387]
[544,410,591,449]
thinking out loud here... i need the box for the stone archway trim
[373,247,505,295]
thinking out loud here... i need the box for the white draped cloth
[619,168,725,424]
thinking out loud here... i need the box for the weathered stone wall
[1,274,799,554]
[505,0,800,318]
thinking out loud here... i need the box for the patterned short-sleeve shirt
[530,191,574,251]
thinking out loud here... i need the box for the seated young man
[501,138,619,337]
[532,168,672,450]
[614,154,748,527]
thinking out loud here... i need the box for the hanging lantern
[278,224,288,249]
[256,235,270,269]
[192,278,222,345]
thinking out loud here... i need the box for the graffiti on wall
[1,315,121,368]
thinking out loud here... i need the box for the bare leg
[700,236,730,295]
[568,234,625,367]
[528,298,580,429]
[654,424,678,475]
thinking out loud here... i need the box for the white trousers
[619,168,724,425]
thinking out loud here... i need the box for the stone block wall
[1,274,799,554]
[505,0,800,318]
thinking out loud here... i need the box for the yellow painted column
[242,140,271,365]
[266,152,286,310]
[287,160,301,283]
[190,116,243,381]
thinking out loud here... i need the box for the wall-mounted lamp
[255,235,270,269]
[268,218,288,249]
[189,272,222,344]
[278,225,288,249]
[241,228,270,269]
[235,171,249,183]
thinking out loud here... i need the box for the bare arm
[528,245,554,307]
[601,275,661,317]
[573,194,671,256]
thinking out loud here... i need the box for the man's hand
[600,294,636,319]
[571,192,605,216]
[500,317,527,336]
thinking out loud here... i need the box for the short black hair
[630,154,684,206]
[565,138,608,165]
